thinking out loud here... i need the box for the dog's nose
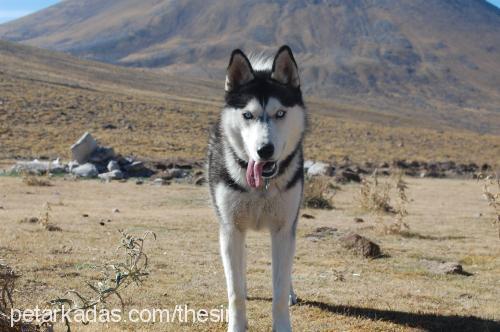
[257,143,274,160]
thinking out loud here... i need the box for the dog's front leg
[271,224,296,332]
[220,224,247,332]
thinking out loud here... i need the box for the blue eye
[276,110,286,118]
[243,112,254,120]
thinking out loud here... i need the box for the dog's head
[221,45,306,188]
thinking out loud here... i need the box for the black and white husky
[208,45,306,332]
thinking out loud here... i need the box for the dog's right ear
[225,49,254,92]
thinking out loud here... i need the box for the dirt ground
[0,176,499,331]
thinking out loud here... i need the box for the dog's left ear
[271,45,300,88]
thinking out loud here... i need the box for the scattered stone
[124,161,154,177]
[194,175,206,186]
[340,233,381,258]
[305,227,337,240]
[303,160,315,171]
[102,124,117,130]
[152,178,167,186]
[335,169,361,183]
[99,221,105,226]
[107,160,120,172]
[89,146,115,164]
[302,213,315,219]
[98,170,123,181]
[82,214,89,218]
[421,260,472,276]
[10,159,66,175]
[354,217,364,223]
[112,208,120,213]
[45,224,62,232]
[19,217,39,224]
[135,180,144,185]
[71,132,98,164]
[71,163,98,178]
[307,162,333,177]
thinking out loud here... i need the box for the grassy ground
[1,176,499,331]
[1,40,499,166]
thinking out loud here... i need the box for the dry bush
[303,176,335,209]
[358,169,394,214]
[357,169,410,234]
[22,174,52,187]
[478,173,500,239]
[3,230,155,331]
[0,263,42,332]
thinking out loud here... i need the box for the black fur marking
[225,71,304,109]
[278,143,301,176]
[220,166,248,192]
[286,152,304,190]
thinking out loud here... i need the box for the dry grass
[1,41,499,165]
[357,170,411,234]
[0,176,499,331]
[303,176,335,210]
[479,173,500,239]
[22,174,52,187]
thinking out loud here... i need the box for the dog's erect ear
[225,49,254,92]
[271,45,300,88]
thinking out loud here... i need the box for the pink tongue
[246,160,265,188]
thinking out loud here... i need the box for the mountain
[0,0,499,133]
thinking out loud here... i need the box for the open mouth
[261,161,278,178]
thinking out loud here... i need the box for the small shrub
[303,176,335,210]
[478,173,500,239]
[22,174,52,187]
[357,169,410,234]
[358,169,394,214]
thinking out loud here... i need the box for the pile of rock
[303,158,491,182]
[68,132,154,180]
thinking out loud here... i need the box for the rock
[112,208,120,213]
[307,162,332,177]
[354,217,364,223]
[107,160,120,172]
[304,160,315,171]
[302,213,315,219]
[10,159,66,175]
[82,214,89,218]
[71,132,98,164]
[340,233,381,258]
[68,160,80,172]
[102,124,117,130]
[151,178,167,186]
[305,226,337,239]
[194,175,206,186]
[124,161,154,177]
[421,260,471,276]
[168,168,188,179]
[335,169,361,183]
[98,170,123,181]
[135,180,144,185]
[71,163,98,178]
[89,146,115,164]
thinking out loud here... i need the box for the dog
[207,45,306,332]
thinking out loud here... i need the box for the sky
[0,0,499,24]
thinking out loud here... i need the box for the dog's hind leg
[220,224,247,332]
[271,225,296,332]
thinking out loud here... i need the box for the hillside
[0,40,499,166]
[1,0,499,133]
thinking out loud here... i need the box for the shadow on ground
[247,297,500,331]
